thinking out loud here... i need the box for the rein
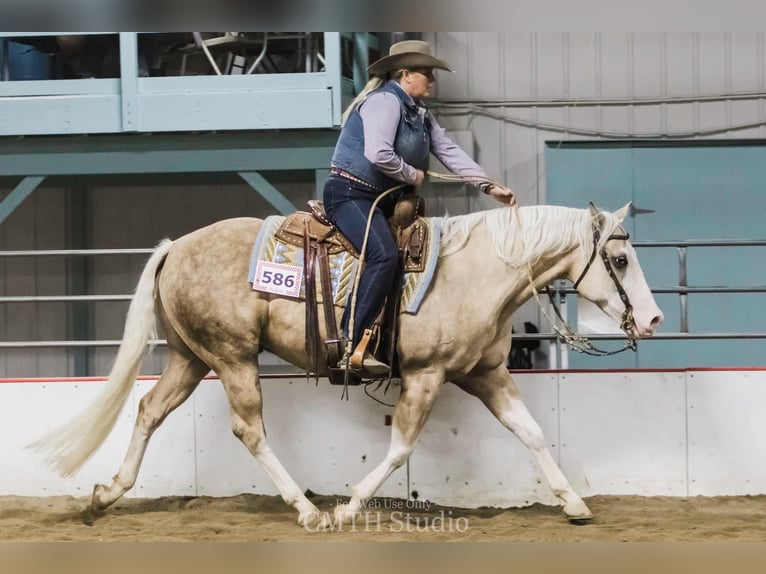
[428,170,638,356]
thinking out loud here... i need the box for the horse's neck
[437,207,582,311]
[476,221,579,311]
[443,224,574,311]
[507,249,577,310]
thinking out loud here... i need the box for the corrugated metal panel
[429,31,766,201]
[0,189,69,377]
[427,32,766,349]
[88,182,316,376]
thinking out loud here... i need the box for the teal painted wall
[547,143,766,369]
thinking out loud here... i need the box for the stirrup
[349,328,374,370]
[349,329,390,377]
[358,353,390,377]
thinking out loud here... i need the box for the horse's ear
[588,202,605,228]
[613,202,632,222]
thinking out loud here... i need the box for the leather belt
[329,167,380,191]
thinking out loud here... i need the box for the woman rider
[323,40,516,376]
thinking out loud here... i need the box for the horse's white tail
[28,239,174,477]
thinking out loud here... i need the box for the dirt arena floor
[0,492,765,542]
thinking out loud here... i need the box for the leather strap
[317,242,342,369]
[573,227,601,290]
[350,328,373,371]
[303,218,320,382]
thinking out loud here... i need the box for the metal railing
[534,239,766,367]
[1,241,765,367]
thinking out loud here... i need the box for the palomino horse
[31,203,663,527]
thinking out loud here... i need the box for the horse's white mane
[438,205,625,268]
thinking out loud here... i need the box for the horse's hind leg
[456,367,593,522]
[90,348,209,514]
[216,364,326,529]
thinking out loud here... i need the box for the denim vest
[331,81,431,192]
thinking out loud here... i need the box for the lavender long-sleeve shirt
[358,83,488,186]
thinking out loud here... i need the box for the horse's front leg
[456,366,593,522]
[335,368,443,524]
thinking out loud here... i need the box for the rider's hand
[487,184,517,207]
[414,170,425,186]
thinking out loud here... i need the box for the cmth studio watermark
[305,498,470,533]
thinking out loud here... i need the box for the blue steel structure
[0,32,386,376]
[547,141,766,369]
[0,32,386,221]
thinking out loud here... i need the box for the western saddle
[274,196,428,385]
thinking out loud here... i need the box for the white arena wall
[2,368,764,508]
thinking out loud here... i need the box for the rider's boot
[349,328,390,377]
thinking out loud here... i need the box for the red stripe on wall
[1,367,765,384]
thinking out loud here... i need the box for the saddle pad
[249,215,441,314]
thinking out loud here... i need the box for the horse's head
[570,203,663,338]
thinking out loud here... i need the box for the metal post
[352,33,369,95]
[1,38,8,81]
[66,188,90,376]
[119,33,139,132]
[238,171,296,215]
[323,33,342,127]
[678,246,688,333]
[0,176,46,225]
[558,282,569,369]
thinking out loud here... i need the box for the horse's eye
[613,255,628,269]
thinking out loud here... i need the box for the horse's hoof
[564,508,594,524]
[568,516,594,525]
[90,483,109,514]
[301,511,332,531]
[83,499,105,526]
[298,508,329,531]
[563,499,593,523]
[81,507,95,526]
[333,502,358,525]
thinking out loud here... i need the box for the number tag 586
[253,261,303,298]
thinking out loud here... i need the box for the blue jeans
[323,176,401,348]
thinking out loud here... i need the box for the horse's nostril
[650,315,663,328]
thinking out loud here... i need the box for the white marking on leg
[252,440,323,525]
[497,389,592,519]
[92,358,206,511]
[337,374,442,523]
[92,426,150,509]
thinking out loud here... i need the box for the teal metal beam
[0,147,334,175]
[238,171,296,215]
[323,32,342,127]
[0,132,338,176]
[352,33,369,95]
[0,176,46,224]
[314,169,329,200]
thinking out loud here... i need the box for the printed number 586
[262,270,295,288]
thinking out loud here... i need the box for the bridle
[572,222,636,338]
[532,212,637,356]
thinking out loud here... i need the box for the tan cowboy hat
[367,40,453,75]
